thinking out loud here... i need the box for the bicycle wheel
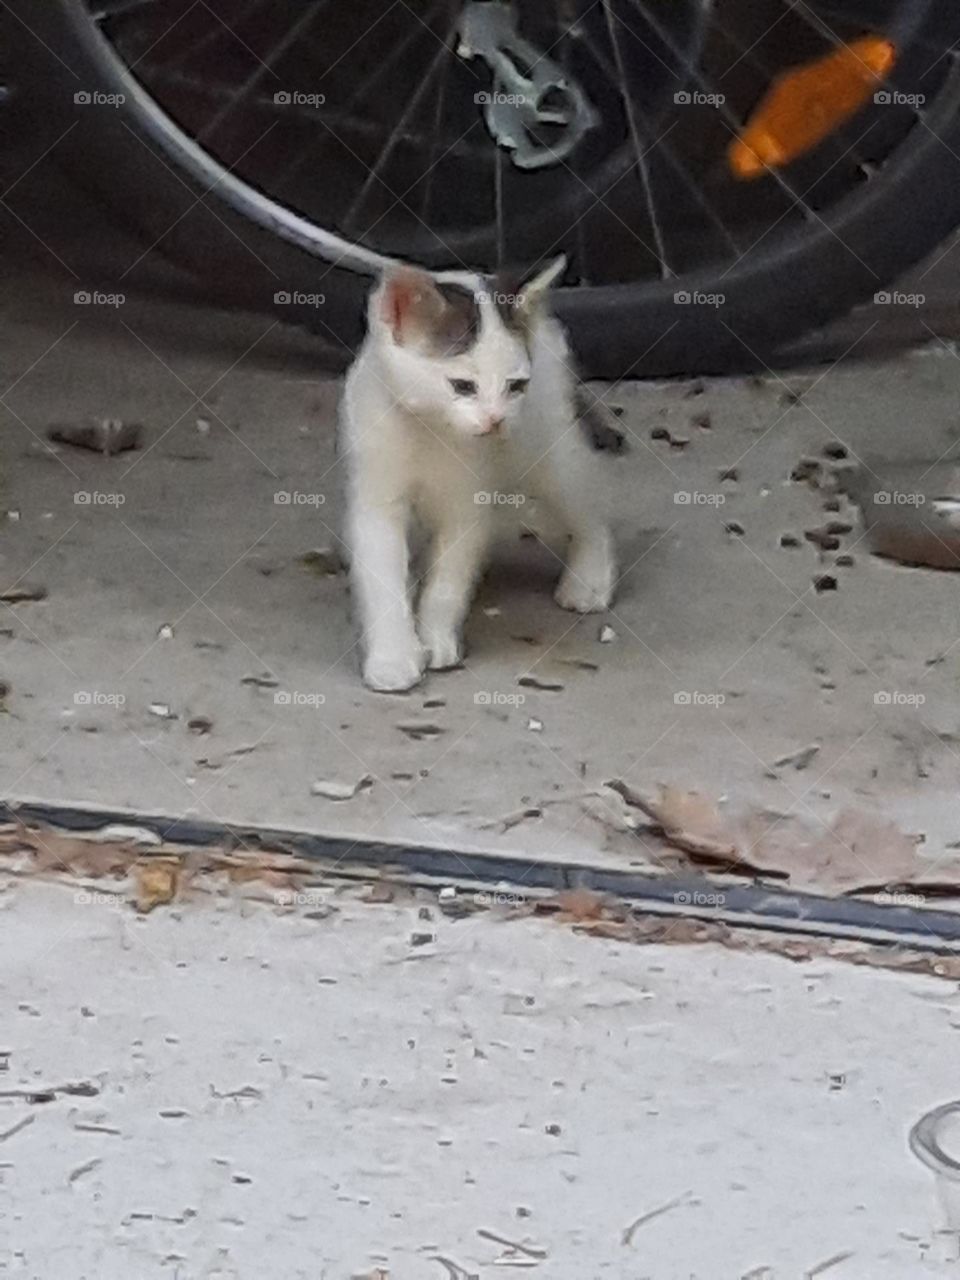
[13,0,960,375]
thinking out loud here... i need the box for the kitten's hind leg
[418,515,490,670]
[541,487,617,614]
[349,505,425,692]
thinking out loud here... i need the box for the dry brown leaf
[607,780,736,855]
[538,887,607,921]
[134,862,179,913]
[1,821,140,877]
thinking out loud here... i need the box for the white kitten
[340,256,619,693]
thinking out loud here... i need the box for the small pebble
[813,574,838,593]
[779,533,801,548]
[821,441,848,460]
[527,718,543,732]
[599,625,616,643]
[148,702,176,719]
[157,623,175,640]
[724,521,745,537]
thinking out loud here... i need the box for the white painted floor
[0,877,958,1279]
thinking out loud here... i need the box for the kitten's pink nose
[478,416,504,436]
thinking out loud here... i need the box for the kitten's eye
[507,377,529,396]
[448,377,477,397]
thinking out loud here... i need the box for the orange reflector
[729,35,896,179]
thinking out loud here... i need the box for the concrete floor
[4,86,960,1280]
[4,239,960,882]
[2,876,960,1280]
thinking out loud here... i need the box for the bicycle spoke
[626,0,819,219]
[341,22,457,236]
[577,24,743,258]
[153,0,273,72]
[782,0,921,111]
[602,0,672,277]
[197,0,330,144]
[420,6,456,223]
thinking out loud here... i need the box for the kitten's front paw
[362,646,425,692]
[422,629,463,671]
[554,564,616,614]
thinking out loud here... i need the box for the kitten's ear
[377,267,443,345]
[517,254,567,315]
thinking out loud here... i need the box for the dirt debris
[47,417,141,455]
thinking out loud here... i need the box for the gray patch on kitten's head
[488,270,532,348]
[430,282,480,356]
